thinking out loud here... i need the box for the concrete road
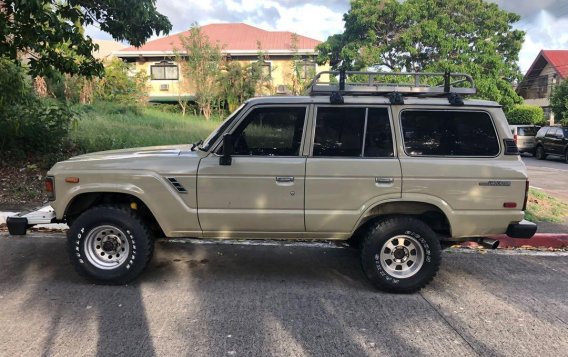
[522,154,568,203]
[0,233,567,357]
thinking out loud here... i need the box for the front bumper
[506,219,537,239]
[6,206,57,235]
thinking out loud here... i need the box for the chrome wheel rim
[83,225,130,270]
[379,235,424,279]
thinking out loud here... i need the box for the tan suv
[7,71,536,293]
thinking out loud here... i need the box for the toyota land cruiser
[7,71,537,293]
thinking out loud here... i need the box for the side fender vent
[167,177,188,193]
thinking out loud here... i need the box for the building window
[297,60,316,80]
[150,61,179,80]
[260,61,271,80]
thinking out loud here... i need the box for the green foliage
[0,58,74,158]
[317,0,525,111]
[288,33,315,95]
[177,25,223,120]
[550,80,568,124]
[507,104,544,125]
[0,0,171,77]
[218,50,271,112]
[70,102,219,153]
[93,59,148,104]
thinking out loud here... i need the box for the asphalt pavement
[0,232,567,356]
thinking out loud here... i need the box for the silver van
[510,125,540,154]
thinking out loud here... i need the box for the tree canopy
[550,80,568,125]
[0,0,171,77]
[317,0,525,111]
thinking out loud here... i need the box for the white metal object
[12,205,56,225]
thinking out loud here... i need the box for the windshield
[200,104,246,151]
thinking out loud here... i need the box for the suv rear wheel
[564,149,568,164]
[535,146,546,160]
[360,216,441,293]
[67,205,154,284]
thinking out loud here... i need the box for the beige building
[517,50,568,124]
[114,23,329,102]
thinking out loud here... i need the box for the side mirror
[219,133,234,166]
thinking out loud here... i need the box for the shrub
[507,104,544,125]
[93,59,148,105]
[0,58,74,159]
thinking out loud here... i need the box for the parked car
[7,71,536,293]
[510,125,540,154]
[534,126,568,163]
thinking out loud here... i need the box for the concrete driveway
[0,233,567,356]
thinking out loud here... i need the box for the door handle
[375,177,394,184]
[276,176,295,183]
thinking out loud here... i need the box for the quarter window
[401,110,499,157]
[150,61,179,80]
[230,107,306,156]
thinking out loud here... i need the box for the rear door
[304,106,402,235]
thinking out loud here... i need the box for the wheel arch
[64,191,165,238]
[352,199,452,239]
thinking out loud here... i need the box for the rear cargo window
[401,110,499,157]
[517,127,538,136]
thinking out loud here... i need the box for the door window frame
[210,104,310,158]
[309,105,396,159]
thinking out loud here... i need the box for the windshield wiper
[190,140,203,151]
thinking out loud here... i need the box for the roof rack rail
[307,70,476,97]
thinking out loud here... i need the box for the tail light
[45,176,55,201]
[522,180,529,211]
[513,134,517,144]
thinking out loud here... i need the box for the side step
[6,206,56,235]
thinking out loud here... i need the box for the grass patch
[70,102,221,153]
[525,188,568,223]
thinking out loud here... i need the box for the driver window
[230,107,306,156]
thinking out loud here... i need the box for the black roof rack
[307,70,476,98]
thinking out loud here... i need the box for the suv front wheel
[360,217,441,293]
[67,205,154,284]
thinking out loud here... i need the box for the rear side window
[313,107,366,156]
[313,107,394,157]
[401,110,499,157]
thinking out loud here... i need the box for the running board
[6,206,56,235]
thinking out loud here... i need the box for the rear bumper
[506,220,537,239]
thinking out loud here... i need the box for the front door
[197,105,308,236]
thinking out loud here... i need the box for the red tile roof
[120,23,321,53]
[541,50,568,79]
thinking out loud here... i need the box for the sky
[87,0,568,74]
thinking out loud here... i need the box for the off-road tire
[535,146,546,160]
[67,205,154,284]
[360,216,441,293]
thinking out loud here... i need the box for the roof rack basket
[307,70,476,97]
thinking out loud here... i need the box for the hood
[67,144,190,162]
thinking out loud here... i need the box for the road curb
[492,233,568,249]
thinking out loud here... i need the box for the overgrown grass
[525,188,568,223]
[70,102,221,153]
